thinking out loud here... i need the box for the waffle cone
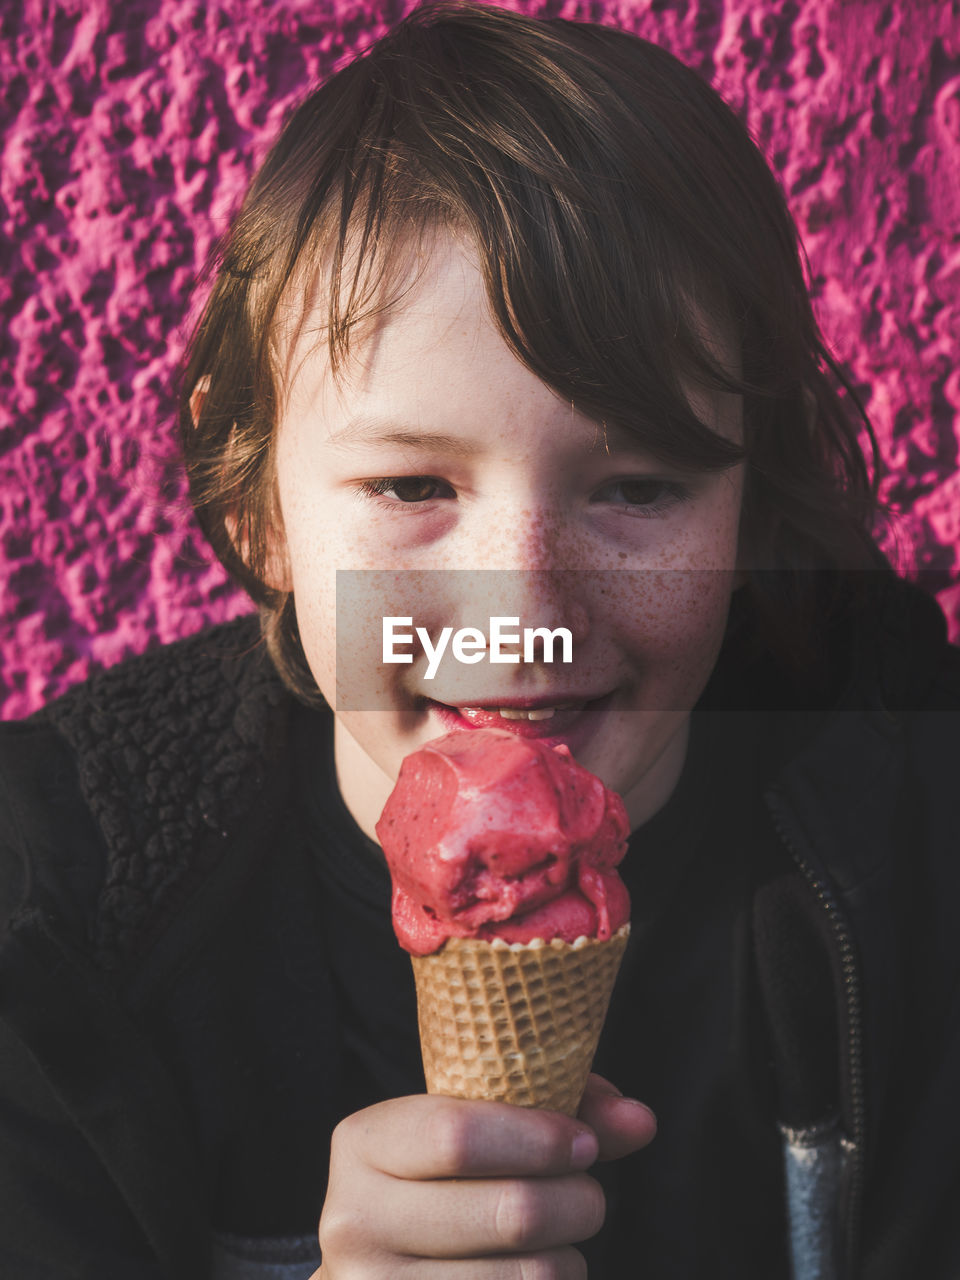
[411,924,629,1116]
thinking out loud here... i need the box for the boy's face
[273,234,744,839]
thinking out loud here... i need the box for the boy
[2,5,958,1277]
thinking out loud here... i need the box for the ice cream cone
[411,923,630,1116]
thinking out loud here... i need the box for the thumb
[577,1073,657,1162]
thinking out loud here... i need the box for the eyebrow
[325,412,703,466]
[326,416,480,456]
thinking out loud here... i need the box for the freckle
[618,551,627,561]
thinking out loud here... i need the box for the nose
[455,504,592,651]
[472,495,572,572]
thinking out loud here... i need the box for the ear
[194,377,292,594]
[189,374,211,428]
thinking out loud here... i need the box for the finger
[577,1074,657,1162]
[334,1094,599,1180]
[329,1171,605,1259]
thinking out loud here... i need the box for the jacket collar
[44,615,292,969]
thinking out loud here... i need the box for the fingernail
[621,1098,658,1124]
[571,1129,599,1168]
[619,1095,660,1116]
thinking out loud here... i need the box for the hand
[313,1074,656,1278]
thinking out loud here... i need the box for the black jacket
[1,580,959,1278]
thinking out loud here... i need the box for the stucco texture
[1,0,958,717]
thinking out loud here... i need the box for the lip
[428,691,614,750]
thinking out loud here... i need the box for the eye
[361,476,455,504]
[592,477,691,515]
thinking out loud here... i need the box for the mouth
[428,693,613,744]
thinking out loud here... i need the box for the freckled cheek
[302,566,438,712]
[292,587,338,692]
[605,570,734,682]
[657,517,743,573]
[300,595,411,716]
[277,526,339,697]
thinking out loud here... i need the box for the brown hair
[180,0,888,703]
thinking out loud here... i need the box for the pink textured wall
[1,0,958,719]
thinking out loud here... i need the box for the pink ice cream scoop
[376,728,631,956]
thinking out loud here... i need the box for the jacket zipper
[765,787,867,1277]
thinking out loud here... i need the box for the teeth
[495,706,557,721]
[459,703,579,722]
